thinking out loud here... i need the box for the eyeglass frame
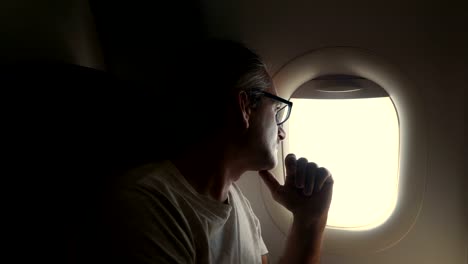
[248,88,293,126]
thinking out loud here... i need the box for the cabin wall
[200,0,467,263]
[0,0,103,69]
[88,0,204,81]
[0,0,204,78]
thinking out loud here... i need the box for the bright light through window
[288,97,399,230]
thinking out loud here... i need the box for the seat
[1,61,168,263]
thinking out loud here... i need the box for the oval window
[287,75,399,230]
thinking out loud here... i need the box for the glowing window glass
[288,97,399,230]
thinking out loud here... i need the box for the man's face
[245,87,286,170]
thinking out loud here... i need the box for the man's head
[165,39,290,170]
[239,86,290,170]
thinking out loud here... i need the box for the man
[102,39,334,264]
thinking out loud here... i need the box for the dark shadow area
[3,1,209,262]
[2,61,190,263]
[88,0,205,82]
[2,41,251,262]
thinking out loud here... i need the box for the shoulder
[111,160,188,203]
[101,162,197,263]
[108,160,191,224]
[101,160,196,245]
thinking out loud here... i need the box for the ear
[238,91,252,130]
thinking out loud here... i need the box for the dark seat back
[2,61,170,263]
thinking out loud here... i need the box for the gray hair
[235,59,273,92]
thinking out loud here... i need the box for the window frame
[260,47,427,254]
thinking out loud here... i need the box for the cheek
[255,106,278,145]
[264,113,278,143]
[269,122,278,138]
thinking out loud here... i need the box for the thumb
[259,170,281,194]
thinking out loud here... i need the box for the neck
[170,143,246,202]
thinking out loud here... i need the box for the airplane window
[267,47,427,253]
[288,90,399,230]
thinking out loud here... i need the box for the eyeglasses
[249,88,293,126]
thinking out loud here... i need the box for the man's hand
[259,153,334,228]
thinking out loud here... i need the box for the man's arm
[259,154,334,264]
[277,216,327,263]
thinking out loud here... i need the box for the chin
[264,161,277,171]
[259,151,278,170]
[248,144,279,171]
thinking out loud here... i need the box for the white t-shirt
[107,160,268,264]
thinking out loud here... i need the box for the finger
[318,177,334,208]
[284,154,296,186]
[304,162,317,196]
[259,170,281,194]
[315,167,332,192]
[295,158,308,188]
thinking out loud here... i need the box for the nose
[278,125,286,141]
